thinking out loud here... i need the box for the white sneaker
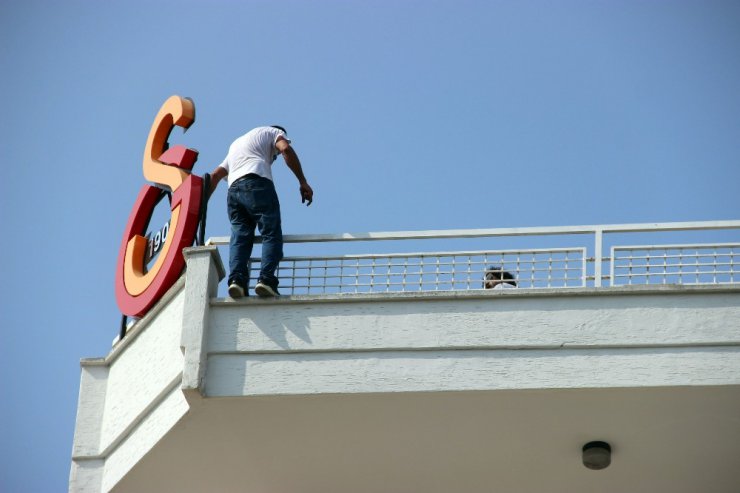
[254,282,279,297]
[228,282,245,298]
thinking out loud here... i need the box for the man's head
[484,266,517,289]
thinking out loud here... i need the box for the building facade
[71,222,740,492]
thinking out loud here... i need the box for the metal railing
[207,220,740,295]
[256,247,586,294]
[612,243,739,286]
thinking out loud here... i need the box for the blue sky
[1,1,739,491]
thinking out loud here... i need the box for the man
[483,265,517,290]
[209,125,313,298]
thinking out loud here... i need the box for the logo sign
[144,219,171,265]
[115,96,203,318]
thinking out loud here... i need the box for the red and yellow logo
[115,96,203,317]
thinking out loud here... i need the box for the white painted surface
[206,287,740,398]
[101,386,189,492]
[112,386,740,493]
[206,347,740,397]
[71,365,109,458]
[69,459,104,493]
[181,246,224,399]
[209,291,740,353]
[70,285,188,492]
[99,290,185,452]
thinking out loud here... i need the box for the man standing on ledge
[209,126,313,298]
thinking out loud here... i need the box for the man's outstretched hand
[300,182,314,206]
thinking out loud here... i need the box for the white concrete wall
[101,386,189,492]
[99,290,185,452]
[207,346,740,396]
[205,287,740,397]
[209,290,740,352]
[70,246,225,493]
[70,283,186,493]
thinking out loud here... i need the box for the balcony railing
[612,243,739,286]
[207,220,740,295]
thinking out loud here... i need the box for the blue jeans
[227,174,283,289]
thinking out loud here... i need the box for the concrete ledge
[209,287,740,354]
[205,346,740,397]
[100,385,189,492]
[82,276,187,367]
[210,283,740,306]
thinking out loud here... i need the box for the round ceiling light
[582,441,612,470]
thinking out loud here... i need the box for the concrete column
[180,246,225,401]
[70,364,108,491]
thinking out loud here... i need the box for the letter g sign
[115,96,203,318]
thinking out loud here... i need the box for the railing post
[594,228,603,287]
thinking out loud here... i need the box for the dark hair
[271,125,287,135]
[484,266,517,287]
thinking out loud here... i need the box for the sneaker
[255,281,280,297]
[228,282,245,299]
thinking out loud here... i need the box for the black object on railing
[197,173,211,246]
[119,315,128,341]
[118,173,211,342]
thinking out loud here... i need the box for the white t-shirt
[218,126,290,187]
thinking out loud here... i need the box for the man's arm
[207,166,228,199]
[276,137,313,205]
